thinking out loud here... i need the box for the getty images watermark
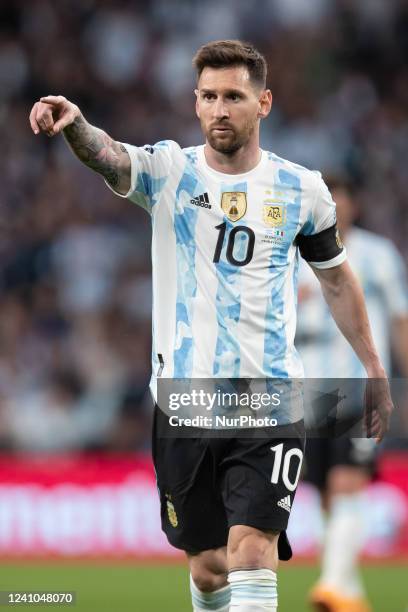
[157,379,305,437]
[168,388,282,428]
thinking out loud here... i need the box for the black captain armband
[296,224,344,264]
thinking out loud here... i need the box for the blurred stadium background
[1,0,408,610]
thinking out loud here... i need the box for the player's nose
[212,98,229,119]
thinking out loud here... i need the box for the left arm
[313,261,383,376]
[313,260,393,440]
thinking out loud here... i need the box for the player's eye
[203,93,216,101]
[228,93,241,101]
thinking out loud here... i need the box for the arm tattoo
[63,115,129,189]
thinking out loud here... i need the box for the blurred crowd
[1,0,408,451]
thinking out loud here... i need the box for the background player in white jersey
[296,177,408,612]
[29,41,393,612]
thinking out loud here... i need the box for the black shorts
[152,405,305,560]
[303,438,377,491]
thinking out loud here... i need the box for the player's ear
[195,89,201,118]
[258,89,272,119]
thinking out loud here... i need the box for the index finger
[40,95,65,106]
[375,410,391,444]
[29,102,40,134]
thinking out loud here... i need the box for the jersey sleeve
[296,174,347,269]
[105,140,175,213]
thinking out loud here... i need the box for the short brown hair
[193,40,267,89]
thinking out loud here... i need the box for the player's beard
[204,117,257,155]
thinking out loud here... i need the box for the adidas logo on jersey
[191,193,211,209]
[277,495,291,513]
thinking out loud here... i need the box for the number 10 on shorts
[270,444,303,492]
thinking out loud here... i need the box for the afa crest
[263,205,287,227]
[166,499,178,528]
[221,192,247,222]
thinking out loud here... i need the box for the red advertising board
[0,453,406,559]
[0,455,178,558]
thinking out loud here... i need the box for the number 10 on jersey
[213,222,255,267]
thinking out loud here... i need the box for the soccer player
[296,178,408,612]
[29,40,393,612]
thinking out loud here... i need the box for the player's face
[195,66,272,154]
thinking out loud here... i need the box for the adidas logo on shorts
[191,193,211,209]
[277,495,291,513]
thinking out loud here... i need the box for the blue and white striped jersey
[107,140,346,397]
[296,227,408,377]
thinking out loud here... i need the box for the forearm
[317,264,384,376]
[63,114,130,193]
